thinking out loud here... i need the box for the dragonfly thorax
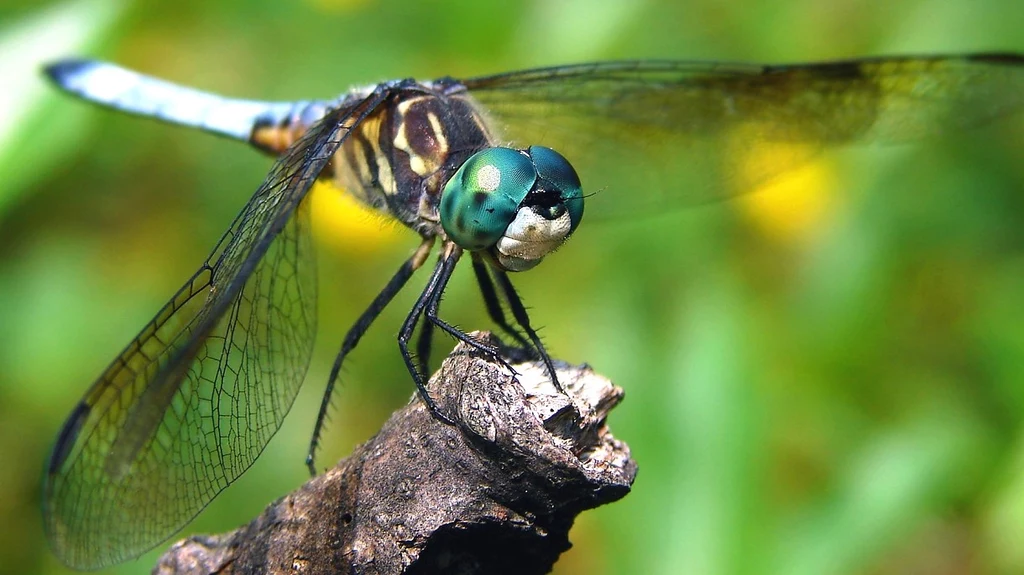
[325,87,496,237]
[440,146,584,272]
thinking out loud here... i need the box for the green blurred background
[2,0,1023,573]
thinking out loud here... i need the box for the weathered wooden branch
[154,333,636,575]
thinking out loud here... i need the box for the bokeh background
[2,0,1023,573]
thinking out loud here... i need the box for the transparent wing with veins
[462,55,1024,218]
[42,89,388,570]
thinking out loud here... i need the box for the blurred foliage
[1,0,1023,573]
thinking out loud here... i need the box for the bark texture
[154,333,635,575]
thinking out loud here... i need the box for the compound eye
[440,147,537,250]
[528,146,584,232]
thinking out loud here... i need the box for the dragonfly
[41,53,1023,569]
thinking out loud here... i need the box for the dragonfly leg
[399,246,460,424]
[306,239,434,476]
[471,253,530,348]
[400,244,517,423]
[492,269,563,394]
[414,305,435,377]
[422,268,514,371]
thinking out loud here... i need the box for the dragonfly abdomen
[45,60,322,145]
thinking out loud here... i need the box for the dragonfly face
[440,146,584,271]
[39,55,1023,569]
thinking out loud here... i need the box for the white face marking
[494,208,573,271]
[478,164,501,192]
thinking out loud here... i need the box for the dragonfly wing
[462,55,1024,218]
[42,88,389,569]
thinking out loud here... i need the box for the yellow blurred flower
[735,143,840,246]
[309,181,407,255]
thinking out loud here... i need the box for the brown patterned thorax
[342,89,494,235]
[254,85,495,238]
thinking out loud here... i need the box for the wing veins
[45,85,391,569]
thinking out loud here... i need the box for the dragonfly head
[440,146,584,272]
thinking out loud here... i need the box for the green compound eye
[440,147,537,250]
[528,146,584,232]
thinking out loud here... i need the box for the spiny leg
[415,305,435,377]
[400,244,515,421]
[399,247,459,422]
[471,253,529,348]
[416,254,506,379]
[306,239,433,476]
[422,252,512,368]
[492,268,563,394]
